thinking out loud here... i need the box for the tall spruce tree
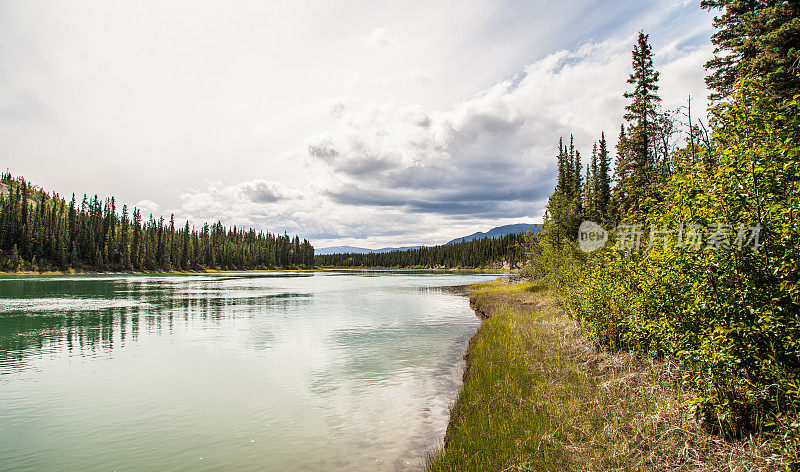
[585,159,594,220]
[702,0,800,100]
[611,124,630,221]
[564,135,575,197]
[616,32,663,219]
[573,149,583,216]
[556,137,567,193]
[624,31,661,164]
[544,136,586,241]
[588,142,599,220]
[596,132,611,221]
[120,204,131,269]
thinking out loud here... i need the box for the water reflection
[0,274,311,374]
[0,271,499,472]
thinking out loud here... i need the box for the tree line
[545,30,686,234]
[0,174,314,272]
[529,0,800,464]
[316,232,528,269]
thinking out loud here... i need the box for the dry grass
[427,278,782,471]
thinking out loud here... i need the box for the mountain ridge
[315,223,540,255]
[445,223,540,245]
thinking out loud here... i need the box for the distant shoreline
[0,267,515,276]
[318,267,516,273]
[0,268,319,276]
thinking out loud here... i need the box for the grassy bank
[427,279,780,471]
[317,266,514,272]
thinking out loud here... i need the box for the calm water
[0,271,499,471]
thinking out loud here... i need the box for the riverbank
[0,267,512,276]
[427,278,780,471]
[322,267,514,273]
[0,268,320,276]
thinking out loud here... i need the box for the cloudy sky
[1,0,715,248]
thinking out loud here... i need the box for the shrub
[542,79,800,466]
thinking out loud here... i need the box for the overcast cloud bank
[0,0,713,247]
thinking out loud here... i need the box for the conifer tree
[567,135,576,194]
[625,31,661,164]
[556,137,567,193]
[702,0,800,100]
[120,205,131,269]
[588,142,599,220]
[545,136,585,241]
[611,125,629,221]
[596,132,611,221]
[182,221,190,270]
[584,160,593,219]
[573,149,583,216]
[132,208,142,270]
[615,32,664,219]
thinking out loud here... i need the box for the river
[0,271,499,471]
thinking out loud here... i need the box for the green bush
[542,80,800,466]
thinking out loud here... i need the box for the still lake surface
[0,271,500,471]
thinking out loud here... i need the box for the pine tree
[544,136,584,241]
[132,208,142,270]
[624,31,661,166]
[573,148,583,216]
[182,221,190,270]
[20,179,28,258]
[702,0,800,100]
[611,125,630,221]
[596,132,611,221]
[168,214,176,269]
[617,32,663,219]
[584,161,593,219]
[588,142,599,220]
[567,135,576,194]
[556,137,567,193]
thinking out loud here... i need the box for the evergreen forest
[0,173,315,272]
[315,232,527,269]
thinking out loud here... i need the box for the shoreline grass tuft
[427,278,781,471]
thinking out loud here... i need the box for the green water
[0,271,499,471]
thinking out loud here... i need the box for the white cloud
[173,33,712,248]
[302,35,710,221]
[361,27,398,48]
[134,200,160,217]
[176,180,299,225]
[0,0,714,247]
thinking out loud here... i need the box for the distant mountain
[445,223,541,245]
[314,245,421,255]
[315,246,374,255]
[372,246,421,254]
[315,223,541,255]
